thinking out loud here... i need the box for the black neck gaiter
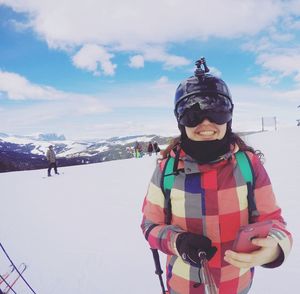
[180,129,232,164]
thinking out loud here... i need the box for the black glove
[176,232,217,267]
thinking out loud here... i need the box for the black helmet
[174,58,233,123]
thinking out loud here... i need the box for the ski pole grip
[150,248,164,275]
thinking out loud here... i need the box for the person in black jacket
[153,141,160,155]
[147,141,154,156]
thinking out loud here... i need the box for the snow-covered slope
[0,127,299,293]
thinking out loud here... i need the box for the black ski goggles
[175,94,233,117]
[179,109,232,127]
[175,94,233,127]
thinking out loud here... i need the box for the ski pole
[150,248,167,294]
[198,251,218,294]
[0,243,37,294]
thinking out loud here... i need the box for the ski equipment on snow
[0,263,27,294]
[3,263,27,294]
[0,266,14,286]
[0,243,37,294]
[0,265,17,294]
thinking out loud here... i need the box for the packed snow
[0,127,299,293]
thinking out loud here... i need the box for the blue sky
[0,0,300,140]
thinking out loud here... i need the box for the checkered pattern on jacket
[141,146,292,294]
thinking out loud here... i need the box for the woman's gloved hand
[176,232,217,267]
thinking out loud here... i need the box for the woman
[141,58,292,294]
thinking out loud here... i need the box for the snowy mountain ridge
[0,132,172,172]
[0,132,164,156]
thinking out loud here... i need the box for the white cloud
[250,75,279,87]
[256,51,300,81]
[1,0,289,73]
[72,44,117,76]
[156,76,169,86]
[142,46,190,68]
[0,70,112,113]
[231,84,300,104]
[11,0,285,43]
[8,19,32,31]
[243,34,300,86]
[129,55,144,68]
[242,37,274,54]
[0,70,64,100]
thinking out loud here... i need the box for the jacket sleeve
[249,152,293,268]
[141,161,184,256]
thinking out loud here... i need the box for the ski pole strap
[150,248,167,294]
[0,243,37,294]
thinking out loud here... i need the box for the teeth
[199,131,215,135]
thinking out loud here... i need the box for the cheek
[185,127,194,138]
[219,125,227,138]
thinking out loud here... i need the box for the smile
[196,130,217,136]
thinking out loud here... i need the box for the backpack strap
[160,147,182,225]
[235,151,258,223]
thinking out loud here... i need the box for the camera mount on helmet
[194,57,210,78]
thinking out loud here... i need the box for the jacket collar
[170,143,239,174]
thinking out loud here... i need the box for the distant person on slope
[153,141,160,155]
[134,141,142,158]
[147,141,154,156]
[141,57,292,294]
[46,145,59,177]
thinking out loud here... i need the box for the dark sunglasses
[179,110,232,127]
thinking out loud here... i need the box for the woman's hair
[160,132,264,161]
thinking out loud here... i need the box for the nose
[200,118,212,124]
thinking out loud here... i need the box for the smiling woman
[141,58,292,294]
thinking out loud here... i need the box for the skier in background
[134,141,142,158]
[46,145,59,177]
[147,141,154,156]
[153,141,160,155]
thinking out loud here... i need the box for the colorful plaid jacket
[141,145,292,294]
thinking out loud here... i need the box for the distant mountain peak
[0,132,9,138]
[37,133,66,141]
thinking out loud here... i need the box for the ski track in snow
[0,127,299,293]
